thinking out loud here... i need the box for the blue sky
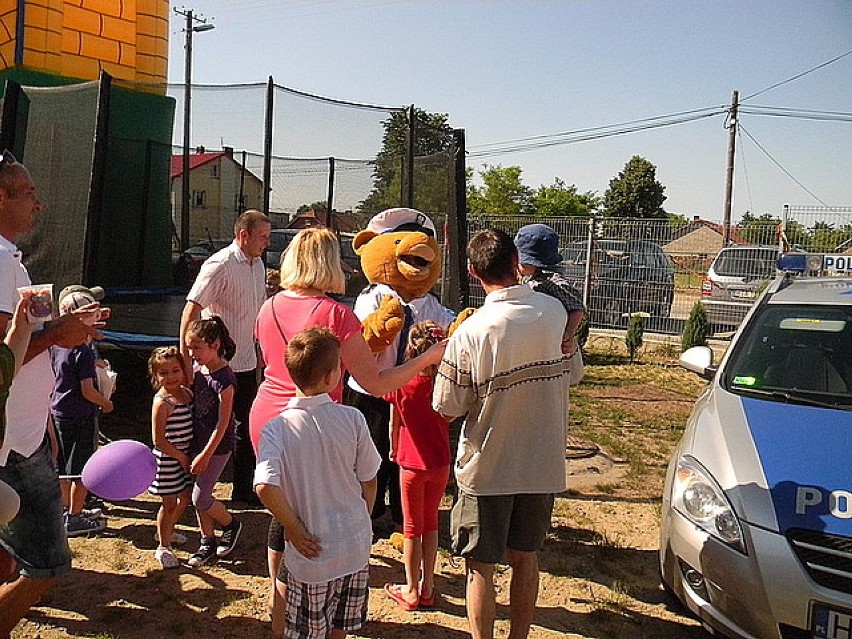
[168,0,852,223]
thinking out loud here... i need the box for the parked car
[701,245,779,327]
[173,239,231,289]
[660,264,852,639]
[263,229,301,271]
[560,239,675,326]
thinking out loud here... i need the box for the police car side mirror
[680,346,716,380]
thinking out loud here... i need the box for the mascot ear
[353,230,378,254]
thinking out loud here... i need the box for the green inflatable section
[0,69,175,287]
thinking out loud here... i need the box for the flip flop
[384,583,418,611]
[419,588,438,608]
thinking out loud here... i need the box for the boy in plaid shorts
[254,327,380,639]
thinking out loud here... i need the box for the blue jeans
[0,440,71,578]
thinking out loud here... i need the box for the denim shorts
[0,441,71,578]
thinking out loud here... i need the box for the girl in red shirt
[383,321,450,611]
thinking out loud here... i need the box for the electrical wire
[739,124,851,223]
[468,109,725,159]
[736,127,754,214]
[742,48,852,102]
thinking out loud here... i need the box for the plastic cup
[17,284,53,324]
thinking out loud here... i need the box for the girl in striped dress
[148,346,194,569]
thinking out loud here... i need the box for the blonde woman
[248,227,444,632]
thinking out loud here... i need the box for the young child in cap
[514,223,585,359]
[50,285,113,536]
[255,326,380,639]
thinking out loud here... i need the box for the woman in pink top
[249,227,445,633]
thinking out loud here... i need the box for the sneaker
[216,519,243,558]
[154,530,188,546]
[155,546,180,569]
[66,513,106,537]
[80,507,103,520]
[188,538,218,568]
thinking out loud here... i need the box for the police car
[660,252,852,639]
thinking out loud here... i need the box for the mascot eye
[395,239,401,245]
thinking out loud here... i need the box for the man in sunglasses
[0,151,107,637]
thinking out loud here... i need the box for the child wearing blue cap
[514,224,585,380]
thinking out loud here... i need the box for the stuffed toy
[353,208,449,352]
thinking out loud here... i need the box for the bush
[625,313,645,364]
[681,301,710,352]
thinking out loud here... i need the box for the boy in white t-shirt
[254,327,380,639]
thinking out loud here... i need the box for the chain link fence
[460,208,852,337]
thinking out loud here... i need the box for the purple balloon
[82,440,157,502]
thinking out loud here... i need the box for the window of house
[210,164,219,178]
[193,190,206,207]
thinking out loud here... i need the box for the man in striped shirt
[180,209,271,508]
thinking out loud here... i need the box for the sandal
[384,583,418,611]
[419,587,438,608]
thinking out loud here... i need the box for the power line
[742,48,852,102]
[739,123,850,223]
[468,109,725,159]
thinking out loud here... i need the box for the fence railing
[459,210,852,337]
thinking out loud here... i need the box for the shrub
[625,313,645,364]
[681,301,710,352]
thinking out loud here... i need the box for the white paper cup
[18,284,54,324]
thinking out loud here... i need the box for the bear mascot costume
[343,208,456,530]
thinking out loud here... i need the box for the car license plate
[731,290,756,299]
[812,603,852,639]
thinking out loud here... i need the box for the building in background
[171,147,264,243]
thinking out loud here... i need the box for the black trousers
[343,385,402,525]
[231,369,259,501]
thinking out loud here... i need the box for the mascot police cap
[367,208,436,236]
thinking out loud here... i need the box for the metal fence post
[263,76,273,216]
[582,217,594,310]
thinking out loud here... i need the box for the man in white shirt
[433,229,570,639]
[180,209,270,507]
[0,151,106,637]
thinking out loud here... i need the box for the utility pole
[722,90,739,245]
[175,7,214,251]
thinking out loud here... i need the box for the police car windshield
[723,304,852,409]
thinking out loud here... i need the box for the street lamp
[178,8,214,252]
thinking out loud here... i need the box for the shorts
[450,491,554,564]
[54,416,97,476]
[284,566,369,639]
[268,515,286,552]
[0,440,71,578]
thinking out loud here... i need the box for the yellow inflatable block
[2,0,169,90]
[80,34,120,62]
[102,16,135,43]
[64,5,100,36]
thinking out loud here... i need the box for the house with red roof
[171,146,264,243]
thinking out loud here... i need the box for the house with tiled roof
[171,147,265,243]
[665,216,749,257]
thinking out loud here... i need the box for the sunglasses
[0,150,16,172]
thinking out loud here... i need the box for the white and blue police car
[660,253,852,639]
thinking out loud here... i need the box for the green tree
[530,177,599,217]
[603,155,667,219]
[625,313,645,364]
[467,165,532,217]
[359,109,453,216]
[681,301,710,352]
[297,201,328,214]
